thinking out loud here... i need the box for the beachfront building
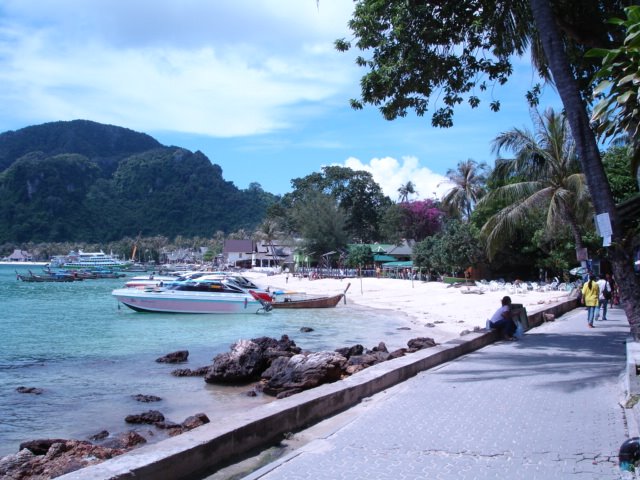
[222,239,294,270]
[360,241,413,264]
[3,249,34,262]
[253,240,293,270]
[158,248,203,266]
[222,239,254,269]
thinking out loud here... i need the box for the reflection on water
[0,265,414,457]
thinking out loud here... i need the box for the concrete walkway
[241,305,636,479]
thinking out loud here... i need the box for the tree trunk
[529,0,640,338]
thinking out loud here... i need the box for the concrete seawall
[59,298,579,480]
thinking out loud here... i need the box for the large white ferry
[47,250,131,271]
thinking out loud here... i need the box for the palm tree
[397,181,417,203]
[479,108,591,259]
[440,159,488,221]
[254,220,282,268]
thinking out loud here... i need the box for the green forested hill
[0,120,276,242]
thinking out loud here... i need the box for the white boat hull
[112,288,268,314]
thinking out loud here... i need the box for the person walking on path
[486,295,516,340]
[608,273,620,306]
[581,274,600,328]
[597,274,611,321]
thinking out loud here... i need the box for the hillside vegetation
[0,120,275,242]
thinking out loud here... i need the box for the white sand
[245,272,576,344]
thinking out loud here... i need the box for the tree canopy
[335,0,626,127]
[285,166,391,243]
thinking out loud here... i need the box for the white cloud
[341,156,452,200]
[0,1,356,136]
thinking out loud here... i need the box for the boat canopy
[381,260,413,269]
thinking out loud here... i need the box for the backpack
[603,281,612,300]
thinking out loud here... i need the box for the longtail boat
[272,283,349,309]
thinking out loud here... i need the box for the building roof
[7,249,32,260]
[223,239,254,254]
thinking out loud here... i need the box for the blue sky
[0,0,561,199]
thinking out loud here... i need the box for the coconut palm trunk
[530,0,640,337]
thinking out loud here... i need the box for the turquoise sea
[0,264,413,458]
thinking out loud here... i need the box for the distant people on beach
[581,275,600,328]
[486,295,516,340]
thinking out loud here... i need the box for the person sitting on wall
[486,296,517,340]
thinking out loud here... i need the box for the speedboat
[124,273,185,288]
[112,278,272,314]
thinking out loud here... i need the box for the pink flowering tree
[399,199,444,242]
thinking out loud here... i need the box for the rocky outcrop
[406,337,437,352]
[156,350,189,363]
[132,394,162,403]
[171,366,210,377]
[2,411,211,478]
[19,439,69,456]
[138,413,210,437]
[16,386,44,395]
[261,351,347,398]
[180,413,210,431]
[100,431,148,450]
[204,335,301,384]
[1,440,125,479]
[335,344,364,358]
[125,410,165,424]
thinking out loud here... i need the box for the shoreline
[0,261,48,266]
[247,271,577,344]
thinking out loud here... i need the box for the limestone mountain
[0,120,275,242]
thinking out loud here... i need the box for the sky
[0,0,562,200]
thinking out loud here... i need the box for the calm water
[0,265,414,457]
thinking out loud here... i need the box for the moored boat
[271,293,344,309]
[16,270,77,282]
[112,278,272,314]
[271,283,350,309]
[47,250,130,271]
[124,274,180,288]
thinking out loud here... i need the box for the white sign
[595,212,613,239]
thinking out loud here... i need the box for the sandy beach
[246,272,577,345]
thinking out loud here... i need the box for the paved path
[242,305,636,479]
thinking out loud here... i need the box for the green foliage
[379,203,404,245]
[284,166,391,243]
[413,220,485,275]
[0,119,161,174]
[346,244,373,268]
[290,191,349,262]
[602,145,639,203]
[588,6,640,174]
[0,121,277,243]
[337,0,624,127]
